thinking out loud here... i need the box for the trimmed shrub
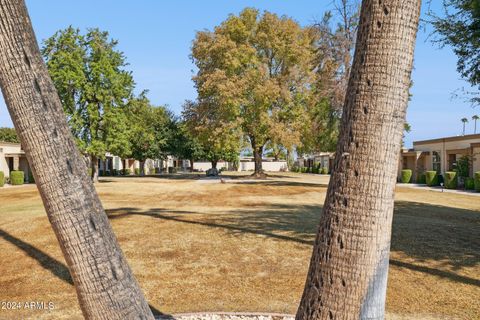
[465,177,475,190]
[122,168,131,176]
[475,172,480,192]
[10,171,24,185]
[416,173,426,184]
[0,171,4,187]
[425,171,439,186]
[400,169,412,183]
[134,168,140,175]
[300,167,306,173]
[321,167,328,174]
[312,167,319,174]
[444,171,458,189]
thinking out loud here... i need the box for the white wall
[0,143,23,178]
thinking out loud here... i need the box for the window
[432,151,441,173]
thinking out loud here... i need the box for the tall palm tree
[296,0,421,319]
[473,115,479,134]
[0,1,154,319]
[461,117,469,135]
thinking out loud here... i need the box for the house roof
[414,133,480,145]
[0,141,21,147]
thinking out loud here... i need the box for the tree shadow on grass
[0,228,168,317]
[106,199,480,287]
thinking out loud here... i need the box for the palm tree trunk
[0,1,154,319]
[296,1,421,319]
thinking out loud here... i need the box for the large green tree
[431,0,479,105]
[128,92,173,174]
[0,127,19,143]
[300,0,360,155]
[182,99,240,170]
[191,8,316,175]
[42,27,135,181]
[167,119,205,172]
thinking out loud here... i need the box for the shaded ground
[0,172,478,319]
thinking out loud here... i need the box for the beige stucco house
[0,142,32,182]
[399,133,480,181]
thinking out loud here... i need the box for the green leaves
[0,127,19,143]
[42,27,134,158]
[431,0,480,104]
[191,8,317,154]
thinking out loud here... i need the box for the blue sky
[0,0,476,147]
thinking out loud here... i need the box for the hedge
[10,171,24,185]
[0,171,4,187]
[134,168,140,175]
[475,172,480,192]
[417,173,426,184]
[425,171,439,186]
[444,171,457,189]
[320,167,328,174]
[465,177,475,190]
[400,169,412,183]
[122,168,131,175]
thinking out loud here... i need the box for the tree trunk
[211,159,218,169]
[251,138,264,175]
[190,158,194,172]
[91,155,99,183]
[0,1,154,319]
[296,1,421,320]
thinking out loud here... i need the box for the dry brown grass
[0,173,478,319]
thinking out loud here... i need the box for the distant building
[296,152,335,173]
[0,142,33,182]
[399,133,480,181]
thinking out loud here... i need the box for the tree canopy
[190,8,317,173]
[42,27,135,163]
[0,127,19,143]
[431,0,480,105]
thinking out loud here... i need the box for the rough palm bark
[0,1,154,319]
[296,0,421,319]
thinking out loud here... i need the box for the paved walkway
[397,182,480,196]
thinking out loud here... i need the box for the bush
[134,168,140,175]
[312,167,319,174]
[0,171,4,187]
[10,171,24,185]
[444,171,457,189]
[300,167,307,173]
[320,167,328,174]
[416,173,426,184]
[400,169,412,183]
[121,168,131,176]
[465,177,475,190]
[475,172,480,192]
[155,168,160,174]
[425,171,439,186]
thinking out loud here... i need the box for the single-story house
[0,142,33,182]
[296,152,335,173]
[399,133,480,181]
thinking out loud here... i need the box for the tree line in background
[30,1,361,178]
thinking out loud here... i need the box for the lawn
[0,172,478,319]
